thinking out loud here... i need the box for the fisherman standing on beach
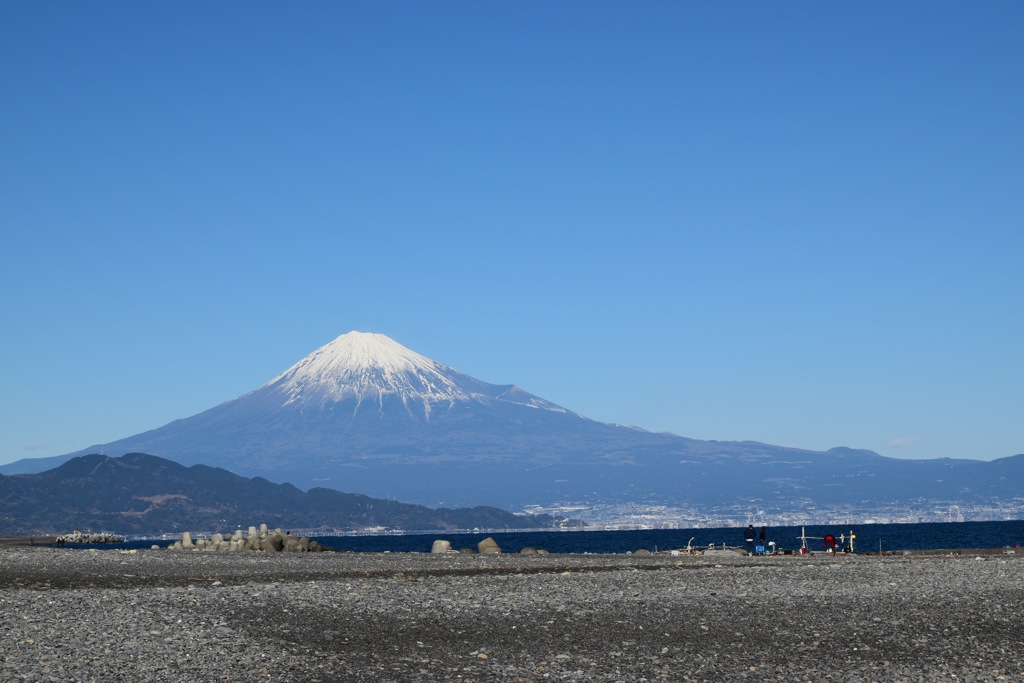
[744,524,756,554]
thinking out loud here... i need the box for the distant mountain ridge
[0,452,562,536]
[3,331,1022,517]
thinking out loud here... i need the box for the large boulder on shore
[477,537,502,555]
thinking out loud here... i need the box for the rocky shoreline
[1,546,1022,682]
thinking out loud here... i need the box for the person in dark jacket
[744,524,756,553]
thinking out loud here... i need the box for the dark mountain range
[3,332,1022,515]
[0,452,562,536]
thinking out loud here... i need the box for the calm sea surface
[104,520,1024,554]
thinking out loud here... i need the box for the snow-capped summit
[261,331,470,407]
[255,331,564,417]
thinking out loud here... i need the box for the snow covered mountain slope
[256,331,567,416]
[3,331,1022,512]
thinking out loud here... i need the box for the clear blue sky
[2,2,1021,466]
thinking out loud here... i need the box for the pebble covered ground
[1,547,1022,682]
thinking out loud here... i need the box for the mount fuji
[5,331,1023,515]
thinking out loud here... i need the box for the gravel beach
[1,547,1022,682]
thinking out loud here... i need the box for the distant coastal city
[522,498,1024,530]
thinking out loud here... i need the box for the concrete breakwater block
[477,537,502,554]
[166,525,326,553]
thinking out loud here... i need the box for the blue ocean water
[105,519,1024,554]
[316,520,1024,555]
